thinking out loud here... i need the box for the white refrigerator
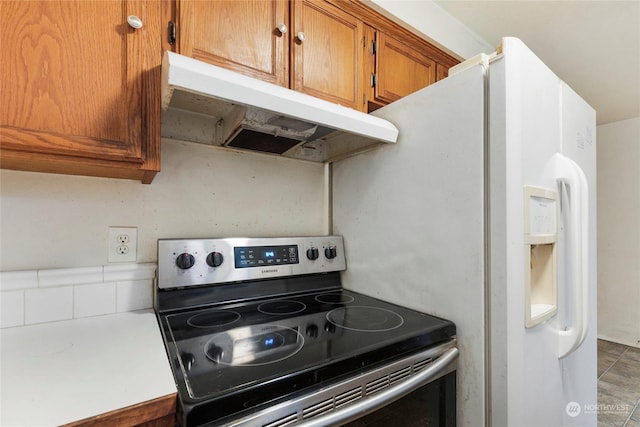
[332,37,597,427]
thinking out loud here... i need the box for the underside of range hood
[160,52,398,162]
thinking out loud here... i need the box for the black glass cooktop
[158,283,455,425]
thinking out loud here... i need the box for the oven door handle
[295,346,459,427]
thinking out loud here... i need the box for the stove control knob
[207,346,224,364]
[324,246,337,259]
[175,253,195,269]
[306,324,319,338]
[206,251,224,268]
[179,352,195,372]
[306,247,319,260]
[324,321,336,333]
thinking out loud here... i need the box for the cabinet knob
[127,15,143,29]
[276,23,288,34]
[296,31,306,42]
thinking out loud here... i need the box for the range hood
[160,52,398,162]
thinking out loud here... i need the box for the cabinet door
[436,63,449,81]
[0,0,160,183]
[177,0,289,87]
[373,32,436,104]
[291,0,364,110]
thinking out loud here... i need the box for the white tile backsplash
[39,267,103,288]
[104,263,156,282]
[25,287,74,324]
[74,283,117,318]
[117,280,153,312]
[0,270,38,291]
[1,291,25,328]
[0,263,156,328]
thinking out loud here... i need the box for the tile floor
[598,339,640,426]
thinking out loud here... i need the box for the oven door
[341,370,455,427]
[298,344,458,427]
[225,339,458,427]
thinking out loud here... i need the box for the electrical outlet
[108,227,137,263]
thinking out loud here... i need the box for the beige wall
[0,1,490,274]
[367,0,493,59]
[597,116,640,347]
[0,140,328,271]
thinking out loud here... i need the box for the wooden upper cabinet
[370,31,436,106]
[0,0,161,183]
[175,0,364,110]
[291,0,363,110]
[170,0,458,113]
[436,63,449,82]
[176,0,289,87]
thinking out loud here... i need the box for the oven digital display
[235,329,294,352]
[234,245,299,268]
[229,327,302,365]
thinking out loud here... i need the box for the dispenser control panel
[524,186,558,244]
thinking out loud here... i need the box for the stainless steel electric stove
[155,236,457,427]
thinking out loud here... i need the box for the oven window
[342,371,456,427]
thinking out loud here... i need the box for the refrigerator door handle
[554,153,589,359]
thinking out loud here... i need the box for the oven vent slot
[302,398,334,419]
[301,386,363,420]
[366,359,430,396]
[389,366,412,384]
[334,387,362,408]
[413,357,434,372]
[365,376,390,395]
[263,413,298,427]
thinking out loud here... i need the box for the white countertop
[0,310,177,426]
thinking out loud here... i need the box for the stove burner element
[204,325,304,366]
[258,300,306,315]
[187,310,241,328]
[326,306,404,332]
[315,292,355,304]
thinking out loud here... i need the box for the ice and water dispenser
[524,186,558,328]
